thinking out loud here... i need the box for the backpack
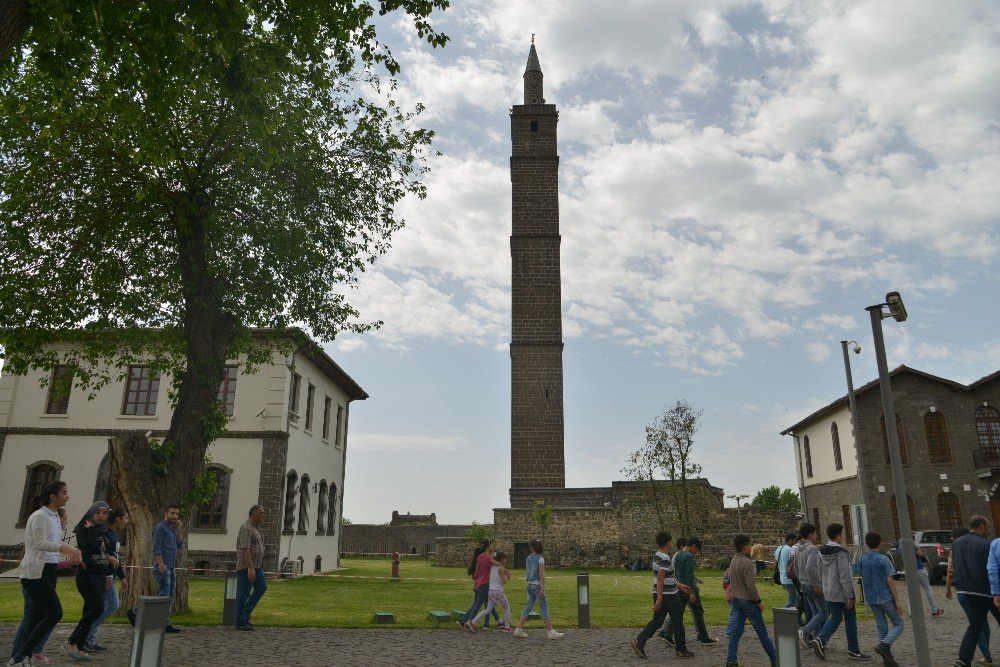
[772,567,781,585]
[785,549,798,582]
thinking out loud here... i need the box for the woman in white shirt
[8,481,82,667]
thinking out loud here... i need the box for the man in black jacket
[952,515,993,667]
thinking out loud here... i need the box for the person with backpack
[794,523,828,649]
[774,533,798,608]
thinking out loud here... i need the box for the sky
[333,0,1000,524]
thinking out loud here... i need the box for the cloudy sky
[334,0,1000,524]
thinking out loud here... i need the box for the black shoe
[164,625,182,633]
[127,609,136,627]
[236,624,253,631]
[699,636,719,644]
[848,650,871,660]
[813,638,827,660]
[676,649,695,658]
[90,643,109,652]
[630,638,647,659]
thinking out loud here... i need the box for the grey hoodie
[819,542,855,603]
[793,539,821,588]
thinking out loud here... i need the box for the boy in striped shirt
[630,531,695,659]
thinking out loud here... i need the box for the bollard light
[129,595,171,667]
[577,571,590,629]
[772,607,800,666]
[222,571,238,627]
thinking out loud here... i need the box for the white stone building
[0,329,366,574]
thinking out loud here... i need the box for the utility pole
[728,494,749,533]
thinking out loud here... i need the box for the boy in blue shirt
[857,531,904,667]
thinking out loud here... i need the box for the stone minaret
[510,40,565,492]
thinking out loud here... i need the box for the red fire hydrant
[391,551,400,580]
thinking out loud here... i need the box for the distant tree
[622,399,704,535]
[465,522,493,544]
[531,500,553,542]
[341,517,353,525]
[751,486,802,513]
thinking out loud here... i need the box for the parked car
[887,530,952,585]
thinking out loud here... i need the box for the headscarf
[73,501,111,535]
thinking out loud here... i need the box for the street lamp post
[841,340,872,534]
[866,291,930,667]
[727,494,749,533]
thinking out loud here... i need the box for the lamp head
[885,291,907,322]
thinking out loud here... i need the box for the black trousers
[664,588,711,642]
[16,564,62,662]
[69,575,106,647]
[638,593,686,651]
[960,595,995,665]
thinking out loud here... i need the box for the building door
[513,542,531,569]
[991,501,1000,534]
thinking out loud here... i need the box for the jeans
[958,592,994,661]
[637,593,683,650]
[86,577,119,645]
[460,584,489,625]
[818,600,859,653]
[727,598,777,665]
[801,588,828,637]
[155,565,177,626]
[15,565,63,663]
[909,567,939,614]
[782,583,799,608]
[663,588,712,643]
[235,568,267,627]
[960,594,999,665]
[522,584,550,621]
[725,599,738,637]
[870,601,905,646]
[69,575,107,646]
[11,584,56,659]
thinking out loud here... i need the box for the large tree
[0,1,447,609]
[750,485,802,513]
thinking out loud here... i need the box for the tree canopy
[750,485,801,513]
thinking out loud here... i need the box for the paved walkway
[0,589,975,666]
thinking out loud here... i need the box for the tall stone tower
[509,41,565,492]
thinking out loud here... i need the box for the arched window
[976,406,1000,450]
[283,470,298,531]
[297,474,311,533]
[316,480,328,534]
[937,492,962,530]
[804,436,813,478]
[194,467,231,529]
[924,412,953,464]
[94,454,110,503]
[327,483,338,536]
[19,463,60,525]
[881,413,909,465]
[890,494,917,539]
[831,422,843,471]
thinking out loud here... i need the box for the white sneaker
[547,630,564,640]
[513,627,528,638]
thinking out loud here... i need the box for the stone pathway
[0,589,974,666]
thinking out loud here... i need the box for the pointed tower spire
[523,39,544,104]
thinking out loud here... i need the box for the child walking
[512,540,563,639]
[472,551,512,630]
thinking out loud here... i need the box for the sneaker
[932,609,944,617]
[464,621,476,632]
[547,630,564,640]
[127,608,136,627]
[799,629,812,649]
[812,638,827,660]
[660,633,675,648]
[33,655,54,666]
[61,643,92,662]
[455,620,464,630]
[874,642,898,667]
[87,643,108,652]
[513,627,528,638]
[849,650,872,659]
[500,625,514,633]
[630,638,647,659]
[700,636,719,645]
[164,625,182,633]
[978,660,993,666]
[676,649,696,658]
[6,659,28,667]
[955,661,970,667]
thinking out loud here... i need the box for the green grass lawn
[0,559,793,629]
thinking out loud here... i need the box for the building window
[937,492,962,530]
[803,436,813,478]
[194,467,231,529]
[44,365,72,414]
[297,474,311,533]
[316,480,328,534]
[335,404,345,445]
[289,372,302,422]
[975,406,1000,450]
[890,494,917,539]
[322,397,332,440]
[94,455,110,503]
[19,463,59,525]
[304,384,316,431]
[831,422,843,471]
[812,507,820,533]
[121,365,160,415]
[842,505,853,544]
[881,413,909,465]
[283,470,298,531]
[217,365,237,417]
[924,412,952,464]
[327,483,338,536]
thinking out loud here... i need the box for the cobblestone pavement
[0,588,976,666]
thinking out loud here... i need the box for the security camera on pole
[866,291,930,667]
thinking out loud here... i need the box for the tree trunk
[0,0,29,58]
